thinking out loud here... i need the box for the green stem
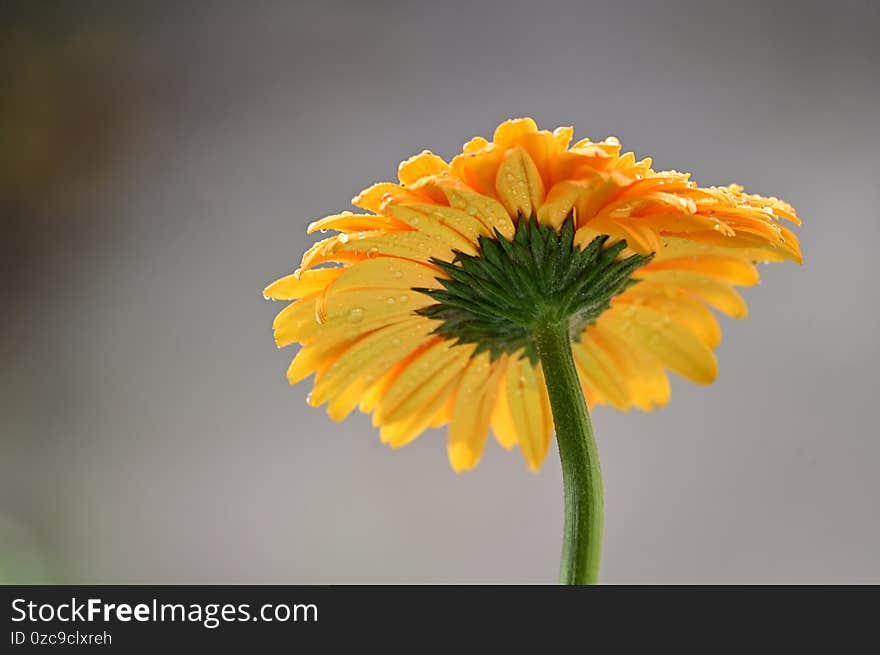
[533,320,604,585]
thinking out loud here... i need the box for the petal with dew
[307,211,406,235]
[398,150,449,186]
[600,304,717,384]
[437,182,515,238]
[492,117,538,148]
[325,257,443,295]
[300,230,455,270]
[573,339,631,410]
[310,317,437,410]
[491,373,518,450]
[375,340,475,425]
[613,286,721,348]
[263,268,343,300]
[643,255,759,286]
[447,353,507,472]
[495,146,546,219]
[635,270,749,318]
[589,325,671,411]
[380,374,464,449]
[384,202,487,248]
[505,357,553,471]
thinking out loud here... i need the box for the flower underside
[416,214,652,363]
[264,118,802,472]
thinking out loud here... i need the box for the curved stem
[533,320,604,585]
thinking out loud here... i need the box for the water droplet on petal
[348,307,365,323]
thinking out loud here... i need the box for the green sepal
[415,213,652,362]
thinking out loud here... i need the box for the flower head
[265,118,801,472]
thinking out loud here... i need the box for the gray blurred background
[2,0,878,583]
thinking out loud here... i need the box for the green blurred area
[0,516,54,584]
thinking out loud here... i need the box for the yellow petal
[430,385,457,428]
[590,325,670,411]
[359,356,411,414]
[437,182,515,238]
[640,213,734,236]
[552,148,615,184]
[271,296,319,347]
[447,353,507,472]
[492,117,538,148]
[572,339,631,410]
[301,230,455,269]
[352,182,420,213]
[398,150,449,186]
[516,130,560,188]
[635,269,749,318]
[490,372,518,449]
[676,228,799,263]
[615,286,722,349]
[449,147,504,197]
[286,337,353,385]
[389,201,491,244]
[327,329,447,424]
[310,317,435,408]
[588,216,661,255]
[380,374,462,448]
[495,146,545,219]
[643,255,759,286]
[299,235,363,270]
[307,211,403,235]
[316,287,436,338]
[600,304,718,384]
[462,136,489,154]
[382,203,479,253]
[655,235,787,265]
[325,257,442,295]
[553,126,574,150]
[538,181,584,228]
[375,340,474,425]
[777,223,803,263]
[274,287,434,345]
[566,170,630,223]
[263,268,342,300]
[505,357,553,472]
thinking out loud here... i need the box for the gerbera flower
[264,118,800,583]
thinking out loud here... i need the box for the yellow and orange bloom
[264,118,801,473]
